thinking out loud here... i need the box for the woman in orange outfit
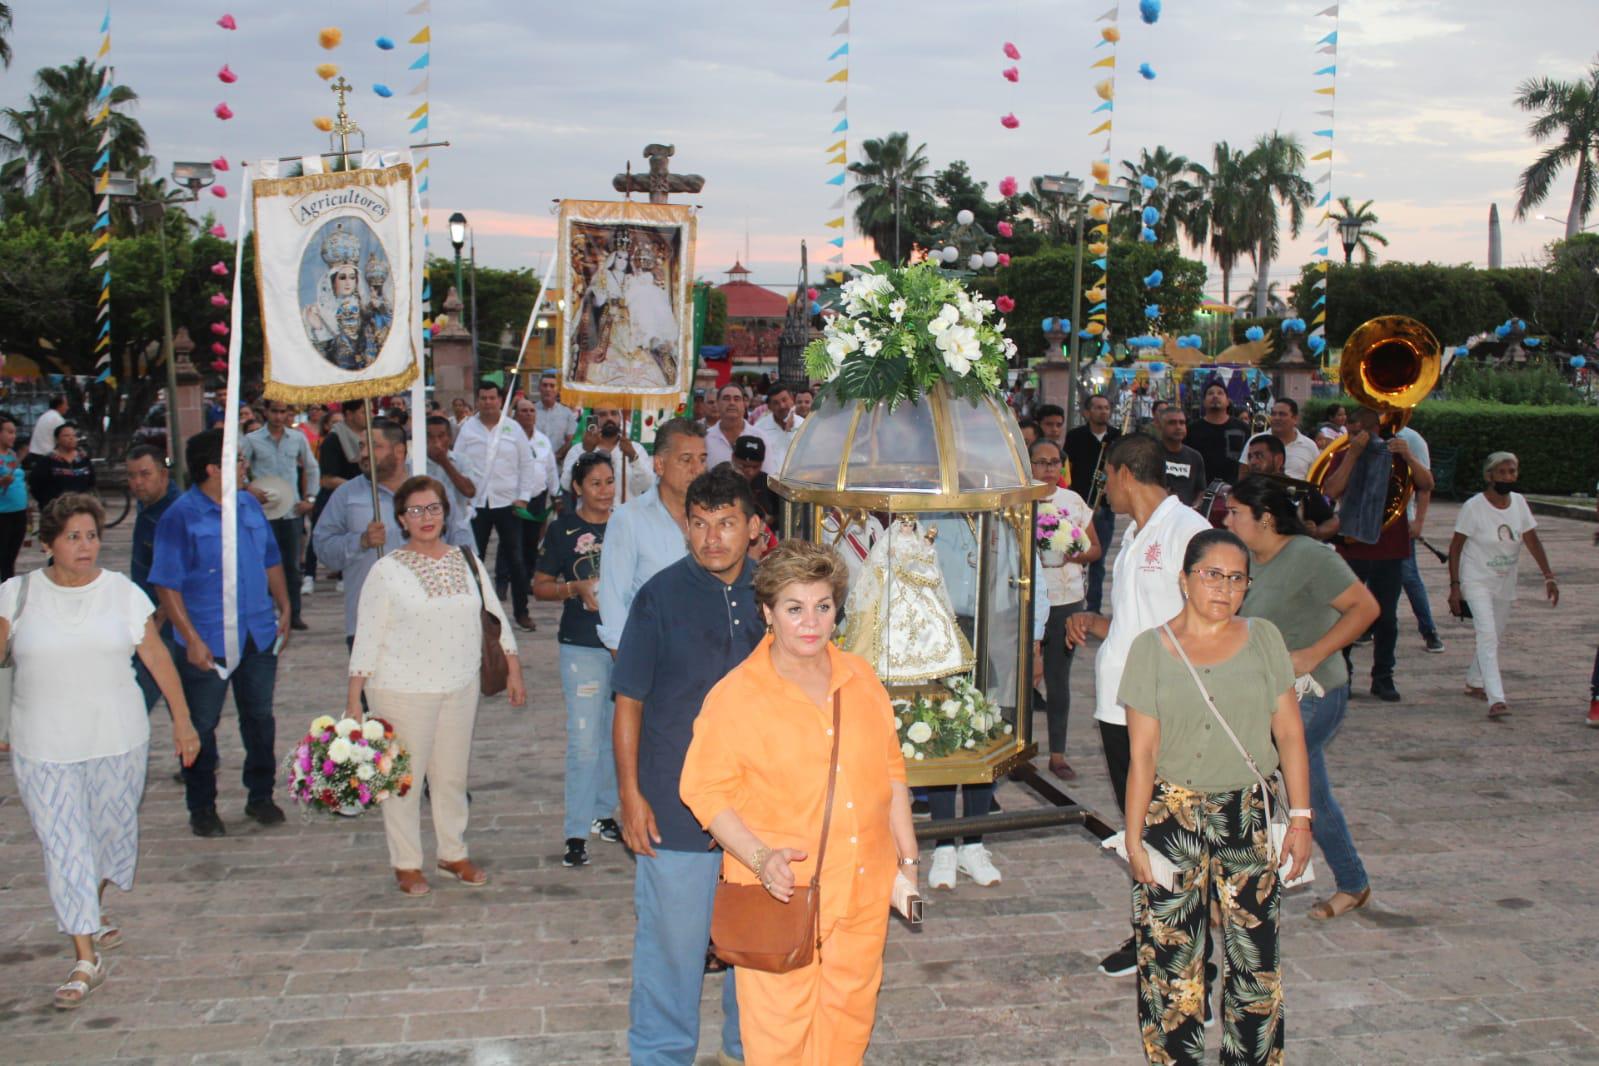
[681,540,918,1066]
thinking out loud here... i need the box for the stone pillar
[431,287,475,412]
[172,327,205,468]
[1035,322,1074,411]
[1273,338,1314,407]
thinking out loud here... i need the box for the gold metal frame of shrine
[771,383,1053,789]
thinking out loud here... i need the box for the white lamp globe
[968,253,984,271]
[955,209,975,226]
[941,245,959,263]
[982,250,999,268]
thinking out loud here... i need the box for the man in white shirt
[453,379,544,630]
[704,383,750,470]
[535,371,580,464]
[24,393,67,464]
[750,382,804,476]
[423,414,478,549]
[499,396,563,600]
[1065,432,1209,979]
[1243,397,1321,480]
[559,406,654,504]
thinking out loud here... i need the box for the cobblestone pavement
[1,501,1596,1065]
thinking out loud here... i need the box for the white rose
[941,699,960,719]
[1003,724,1013,734]
[333,718,358,739]
[356,763,376,782]
[362,720,385,743]
[901,742,916,759]
[965,738,977,749]
[327,737,353,764]
[906,720,933,744]
[353,743,376,763]
[969,712,987,732]
[914,752,925,760]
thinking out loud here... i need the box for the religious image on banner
[559,199,695,407]
[252,158,417,402]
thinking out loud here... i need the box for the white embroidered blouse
[348,547,517,694]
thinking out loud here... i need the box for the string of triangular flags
[1082,3,1123,346]
[822,0,849,283]
[406,1,433,343]
[1307,2,1338,361]
[91,6,113,372]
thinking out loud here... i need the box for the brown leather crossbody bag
[710,691,841,973]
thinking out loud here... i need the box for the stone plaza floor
[0,500,1596,1064]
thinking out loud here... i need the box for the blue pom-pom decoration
[1144,304,1161,319]
[1494,324,1511,338]
[373,83,394,98]
[1308,335,1327,355]
[1138,62,1157,80]
[1245,326,1265,342]
[1140,0,1161,24]
[1572,355,1587,369]
[1142,206,1161,226]
[1281,317,1306,334]
[1140,174,1158,190]
[1453,345,1470,357]
[1140,226,1157,243]
[1143,269,1164,288]
[810,301,822,316]
[1524,337,1541,348]
[376,36,396,50]
[1079,330,1096,340]
[1041,317,1054,332]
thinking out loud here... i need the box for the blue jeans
[630,849,742,1064]
[1298,684,1368,894]
[1401,539,1437,640]
[176,636,279,813]
[559,643,618,841]
[1086,507,1115,614]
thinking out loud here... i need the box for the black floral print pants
[1133,779,1284,1066]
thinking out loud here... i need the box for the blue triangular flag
[832,118,848,133]
[828,43,849,60]
[1317,30,1337,44]
[409,52,430,70]
[1093,101,1114,113]
[1313,246,1329,256]
[1093,258,1107,270]
[410,116,428,133]
[1314,65,1336,75]
[1315,192,1330,206]
[828,237,844,247]
[1313,128,1334,137]
[825,173,846,186]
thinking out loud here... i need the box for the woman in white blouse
[0,494,198,1009]
[346,476,524,896]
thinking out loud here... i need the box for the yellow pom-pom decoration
[1101,26,1121,43]
[1090,161,1111,183]
[1095,79,1114,102]
[318,27,343,50]
[1086,287,1107,303]
[313,116,334,132]
[1089,242,1109,257]
[1085,321,1105,336]
[1089,202,1109,220]
[316,63,339,80]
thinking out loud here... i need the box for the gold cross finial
[329,76,362,143]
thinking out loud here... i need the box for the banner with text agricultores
[253,159,419,403]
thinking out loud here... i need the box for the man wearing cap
[729,435,780,526]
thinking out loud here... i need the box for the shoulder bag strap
[461,546,489,609]
[1159,623,1279,832]
[809,691,844,952]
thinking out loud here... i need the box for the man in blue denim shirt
[149,429,290,838]
[612,467,763,1066]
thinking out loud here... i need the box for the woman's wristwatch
[899,855,919,868]
[1288,808,1313,821]
[749,845,772,877]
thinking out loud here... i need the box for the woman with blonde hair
[680,540,917,1065]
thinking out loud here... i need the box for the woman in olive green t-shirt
[1118,529,1312,1066]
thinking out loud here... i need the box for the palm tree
[0,57,147,230]
[1327,197,1389,263]
[1182,142,1254,305]
[0,4,13,69]
[1512,58,1599,239]
[1243,131,1314,317]
[847,132,935,263]
[1117,146,1200,244]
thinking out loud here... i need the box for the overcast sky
[4,1,1593,305]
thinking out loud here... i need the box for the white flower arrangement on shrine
[892,674,1011,761]
[805,261,1016,408]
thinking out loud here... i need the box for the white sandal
[54,954,106,1010]
[93,915,122,952]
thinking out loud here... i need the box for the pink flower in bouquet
[322,730,334,742]
[996,295,1016,314]
[357,785,372,804]
[322,759,337,776]
[375,790,390,802]
[378,754,394,774]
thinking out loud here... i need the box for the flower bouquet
[892,675,1012,762]
[1036,502,1090,566]
[804,261,1017,408]
[282,715,413,817]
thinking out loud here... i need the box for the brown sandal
[1308,886,1371,921]
[436,858,488,886]
[394,869,431,896]
[1487,702,1511,720]
[1464,686,1487,701]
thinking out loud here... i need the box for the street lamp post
[1339,216,1364,264]
[1538,214,1599,234]
[448,212,473,380]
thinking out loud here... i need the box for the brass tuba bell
[1306,315,1441,529]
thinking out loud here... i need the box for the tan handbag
[710,692,842,973]
[461,547,509,696]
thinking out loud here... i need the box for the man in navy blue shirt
[612,467,763,1066]
[149,429,291,838]
[127,444,181,715]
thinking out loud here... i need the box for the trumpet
[1306,315,1440,529]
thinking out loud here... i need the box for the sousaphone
[1306,315,1440,529]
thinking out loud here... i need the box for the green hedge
[1299,398,1599,496]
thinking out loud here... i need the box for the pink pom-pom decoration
[1003,42,1021,60]
[210,359,228,371]
[998,253,1012,267]
[210,342,227,355]
[210,293,230,308]
[217,14,237,30]
[806,288,819,301]
[214,102,234,121]
[210,322,230,336]
[1002,66,1019,83]
[998,176,1018,198]
[210,185,228,199]
[210,261,230,276]
[217,64,237,84]
[997,221,1015,238]
[996,296,1017,314]
[211,156,230,172]
[209,224,227,238]
[1000,113,1020,129]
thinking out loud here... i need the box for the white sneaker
[300,576,314,596]
[957,843,1002,886]
[928,845,957,890]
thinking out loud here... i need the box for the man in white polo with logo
[1066,432,1209,979]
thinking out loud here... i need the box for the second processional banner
[558,198,696,409]
[252,156,419,402]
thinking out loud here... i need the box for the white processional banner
[252,156,418,402]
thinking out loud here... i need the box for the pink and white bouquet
[1036,502,1090,557]
[282,715,413,816]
